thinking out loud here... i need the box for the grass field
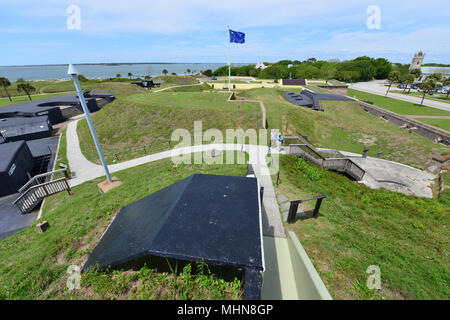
[77,90,262,164]
[0,92,73,107]
[391,90,450,104]
[275,155,449,299]
[0,157,246,299]
[414,118,450,132]
[348,89,450,117]
[55,128,71,177]
[240,88,449,169]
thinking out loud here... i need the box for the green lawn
[415,118,450,132]
[55,128,71,177]
[348,89,450,117]
[78,90,262,164]
[241,88,449,169]
[153,75,199,89]
[0,157,246,300]
[0,92,73,107]
[391,90,450,104]
[275,155,449,299]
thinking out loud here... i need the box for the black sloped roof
[0,141,26,173]
[83,173,263,299]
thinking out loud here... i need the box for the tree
[0,77,12,102]
[186,69,191,76]
[419,79,437,105]
[385,71,400,97]
[162,69,168,76]
[17,83,36,101]
[320,63,337,84]
[403,74,415,93]
[373,58,392,79]
[410,68,422,79]
[429,73,443,82]
[203,69,213,77]
[127,72,133,79]
[78,74,88,82]
[144,75,151,80]
[442,77,450,98]
[116,74,121,79]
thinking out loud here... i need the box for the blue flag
[229,29,245,44]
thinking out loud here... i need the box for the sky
[0,0,449,66]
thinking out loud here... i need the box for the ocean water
[0,63,247,82]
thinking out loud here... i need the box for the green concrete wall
[287,231,332,300]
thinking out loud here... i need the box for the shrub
[295,158,323,181]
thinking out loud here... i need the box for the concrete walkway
[349,80,450,112]
[66,119,285,238]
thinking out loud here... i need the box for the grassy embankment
[348,88,450,132]
[77,89,262,164]
[274,155,449,299]
[55,128,71,177]
[240,88,449,169]
[0,156,247,300]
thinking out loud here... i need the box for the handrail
[14,178,69,205]
[289,144,326,160]
[18,168,68,193]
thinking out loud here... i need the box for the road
[348,80,450,112]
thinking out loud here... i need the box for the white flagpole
[228,26,231,92]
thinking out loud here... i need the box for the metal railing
[288,195,327,223]
[18,168,69,193]
[288,144,365,181]
[14,178,71,214]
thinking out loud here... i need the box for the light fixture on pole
[68,63,112,183]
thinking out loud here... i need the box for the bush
[295,158,323,181]
[78,74,88,82]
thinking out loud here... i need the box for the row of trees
[384,69,450,104]
[212,57,393,82]
[0,76,36,101]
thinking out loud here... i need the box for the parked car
[397,83,407,89]
[411,83,420,90]
[436,86,449,94]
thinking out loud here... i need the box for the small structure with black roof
[83,173,265,300]
[0,141,34,197]
[282,78,306,86]
[0,116,52,142]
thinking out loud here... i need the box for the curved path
[66,119,285,237]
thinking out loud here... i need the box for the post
[313,198,324,218]
[362,148,369,158]
[228,26,231,92]
[287,202,299,224]
[68,64,112,183]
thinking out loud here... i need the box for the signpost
[68,64,112,183]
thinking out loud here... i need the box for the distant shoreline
[0,62,244,68]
